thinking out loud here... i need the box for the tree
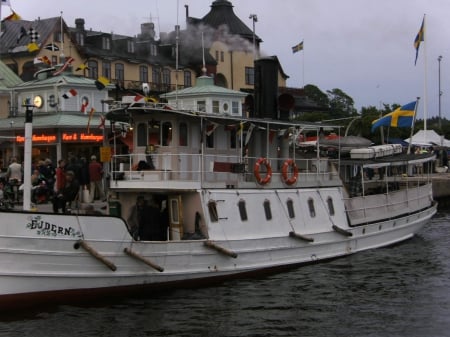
[327,88,357,118]
[303,84,329,108]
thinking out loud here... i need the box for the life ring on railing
[254,157,272,185]
[281,159,299,185]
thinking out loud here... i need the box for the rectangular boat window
[238,199,248,221]
[327,197,335,216]
[308,198,316,218]
[212,100,220,113]
[197,100,206,112]
[263,199,272,220]
[208,201,218,222]
[179,122,188,146]
[286,199,295,218]
[162,121,172,146]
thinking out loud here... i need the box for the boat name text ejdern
[26,216,83,238]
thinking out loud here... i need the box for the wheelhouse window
[263,200,272,221]
[162,121,172,146]
[148,120,160,146]
[208,200,218,222]
[286,199,295,218]
[232,101,240,114]
[308,198,316,218]
[137,123,147,146]
[179,122,188,146]
[212,100,220,114]
[197,100,206,112]
[238,199,248,221]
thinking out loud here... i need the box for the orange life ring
[254,157,272,185]
[281,159,299,185]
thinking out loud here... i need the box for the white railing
[110,153,335,188]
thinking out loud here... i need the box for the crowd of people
[0,153,106,214]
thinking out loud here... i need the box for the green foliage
[299,84,450,142]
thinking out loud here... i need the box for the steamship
[0,57,436,308]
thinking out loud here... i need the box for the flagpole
[423,14,427,135]
[407,97,421,154]
[302,39,305,88]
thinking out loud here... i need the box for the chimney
[75,18,85,31]
[254,57,279,119]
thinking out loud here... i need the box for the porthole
[263,199,272,220]
[238,199,248,221]
[286,199,295,218]
[308,198,316,218]
[223,102,229,112]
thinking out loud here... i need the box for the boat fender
[281,159,299,185]
[204,240,238,258]
[74,240,117,271]
[332,225,353,237]
[254,157,272,185]
[289,231,314,242]
[124,247,164,272]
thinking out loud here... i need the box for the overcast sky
[3,0,449,120]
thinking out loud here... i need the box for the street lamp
[249,14,258,59]
[438,55,443,131]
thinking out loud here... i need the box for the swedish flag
[371,101,417,133]
[292,41,304,54]
[414,17,425,65]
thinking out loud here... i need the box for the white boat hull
[0,199,436,307]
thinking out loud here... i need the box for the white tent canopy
[405,129,450,147]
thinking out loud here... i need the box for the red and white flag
[62,88,77,99]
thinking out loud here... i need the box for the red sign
[15,133,103,143]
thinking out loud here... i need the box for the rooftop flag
[62,88,77,99]
[2,10,20,21]
[414,16,425,65]
[53,56,74,76]
[95,76,110,90]
[371,101,417,132]
[44,43,60,51]
[292,41,304,53]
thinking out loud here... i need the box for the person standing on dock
[88,155,105,203]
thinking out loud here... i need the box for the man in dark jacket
[52,170,80,213]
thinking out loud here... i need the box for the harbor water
[1,212,450,337]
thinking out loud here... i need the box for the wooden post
[124,247,164,272]
[332,225,353,237]
[76,240,117,271]
[289,231,314,242]
[204,240,238,258]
